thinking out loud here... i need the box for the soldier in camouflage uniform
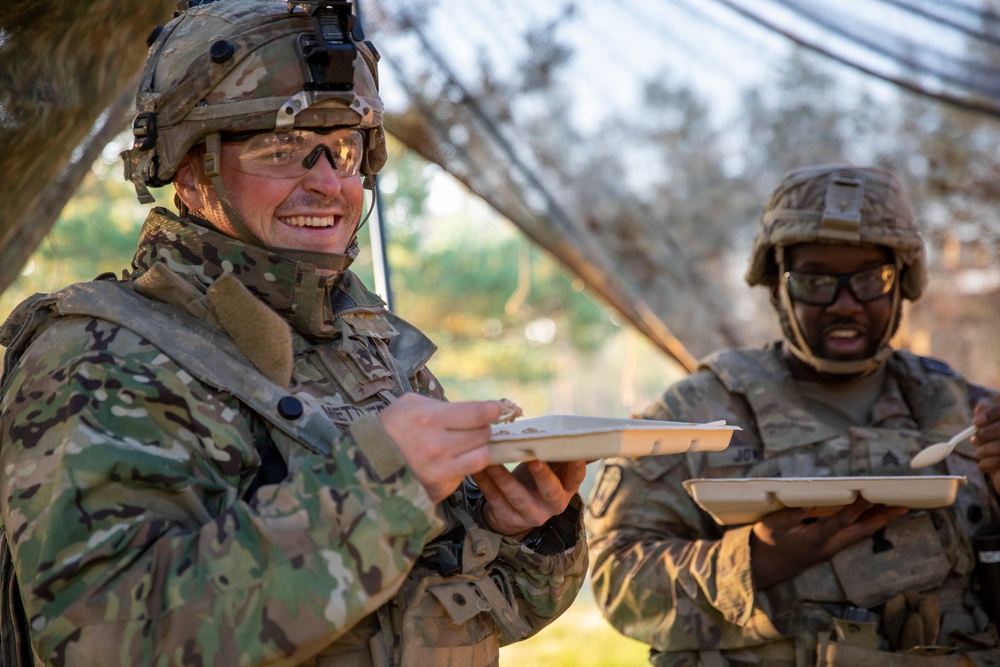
[587,165,1000,667]
[0,2,588,665]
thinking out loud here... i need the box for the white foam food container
[488,415,739,465]
[683,475,968,525]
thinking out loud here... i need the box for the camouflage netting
[3,0,1000,377]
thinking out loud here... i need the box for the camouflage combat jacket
[587,344,1000,667]
[0,208,586,667]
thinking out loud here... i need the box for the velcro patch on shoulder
[921,356,955,377]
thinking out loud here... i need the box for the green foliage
[357,138,625,407]
[499,597,650,667]
[0,156,167,323]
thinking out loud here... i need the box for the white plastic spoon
[909,424,977,469]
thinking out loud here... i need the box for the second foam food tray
[683,475,968,525]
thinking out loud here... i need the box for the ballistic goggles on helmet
[223,128,364,179]
[783,264,897,306]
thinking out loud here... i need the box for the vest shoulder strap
[10,280,339,456]
[699,346,788,395]
[0,534,33,667]
[887,350,972,433]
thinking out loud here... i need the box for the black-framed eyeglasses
[783,264,897,306]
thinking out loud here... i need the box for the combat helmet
[121,0,385,257]
[746,164,928,375]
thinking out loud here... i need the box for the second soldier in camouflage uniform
[588,165,1000,667]
[0,2,587,665]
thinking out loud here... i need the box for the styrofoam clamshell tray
[488,415,739,464]
[683,475,968,525]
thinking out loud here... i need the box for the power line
[771,0,1000,93]
[708,0,1000,118]
[875,0,1000,45]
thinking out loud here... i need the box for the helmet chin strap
[204,133,267,248]
[201,132,361,274]
[776,247,901,377]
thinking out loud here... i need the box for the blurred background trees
[6,2,1000,662]
[7,0,1000,393]
[7,34,1000,410]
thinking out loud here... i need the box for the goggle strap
[362,143,375,190]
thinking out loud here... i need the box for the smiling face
[775,243,898,362]
[174,136,365,256]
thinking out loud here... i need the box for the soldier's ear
[770,283,780,308]
[173,151,206,212]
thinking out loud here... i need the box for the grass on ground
[499,598,650,667]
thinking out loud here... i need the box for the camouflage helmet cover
[745,164,928,301]
[122,0,386,199]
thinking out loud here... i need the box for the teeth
[282,216,335,228]
[829,329,858,339]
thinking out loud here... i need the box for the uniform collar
[131,207,386,339]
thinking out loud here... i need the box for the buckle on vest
[132,112,158,150]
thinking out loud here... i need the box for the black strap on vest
[0,534,34,667]
[1,293,46,666]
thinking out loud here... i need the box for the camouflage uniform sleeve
[489,494,587,643]
[586,372,783,654]
[0,319,444,666]
[412,366,588,643]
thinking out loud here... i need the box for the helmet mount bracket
[820,172,864,242]
[290,1,356,92]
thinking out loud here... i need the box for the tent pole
[355,0,394,312]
